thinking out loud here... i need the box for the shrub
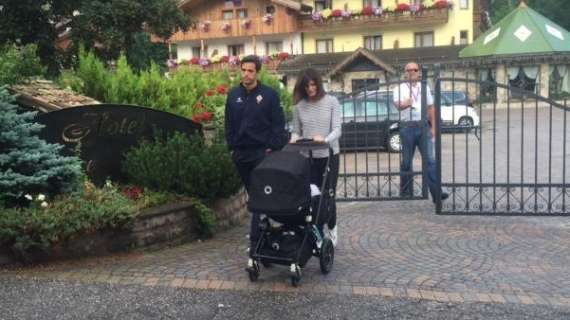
[122,133,242,201]
[0,181,136,253]
[0,87,82,207]
[0,43,46,86]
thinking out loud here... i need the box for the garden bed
[0,189,247,266]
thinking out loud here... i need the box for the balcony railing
[170,14,296,42]
[298,8,449,32]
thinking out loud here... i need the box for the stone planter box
[0,190,248,266]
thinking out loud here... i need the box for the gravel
[1,277,569,320]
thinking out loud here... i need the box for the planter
[0,189,248,266]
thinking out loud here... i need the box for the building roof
[327,47,396,77]
[278,45,466,75]
[460,1,570,58]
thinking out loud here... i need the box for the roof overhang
[327,47,396,77]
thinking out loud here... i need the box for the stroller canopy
[248,151,311,215]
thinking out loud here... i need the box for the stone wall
[0,189,248,266]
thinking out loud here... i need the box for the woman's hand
[313,135,325,142]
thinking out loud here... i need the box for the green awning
[460,2,570,58]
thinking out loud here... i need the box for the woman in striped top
[290,68,341,247]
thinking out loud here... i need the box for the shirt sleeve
[291,102,302,137]
[426,84,434,106]
[325,96,342,144]
[224,93,235,150]
[267,91,286,150]
[393,83,406,103]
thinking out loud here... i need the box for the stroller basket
[248,151,311,215]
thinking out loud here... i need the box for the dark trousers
[309,153,339,229]
[399,123,439,200]
[232,149,266,243]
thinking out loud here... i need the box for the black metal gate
[335,67,570,215]
[336,77,430,201]
[434,71,570,215]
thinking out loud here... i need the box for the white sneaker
[329,226,338,247]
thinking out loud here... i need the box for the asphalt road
[1,277,569,320]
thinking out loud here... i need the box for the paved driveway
[2,200,569,307]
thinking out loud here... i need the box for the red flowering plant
[432,0,451,9]
[362,5,374,16]
[395,3,410,12]
[331,9,343,18]
[122,185,144,200]
[277,52,290,61]
[220,55,230,63]
[190,57,200,65]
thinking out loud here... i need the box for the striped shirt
[291,94,342,158]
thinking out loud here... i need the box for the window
[459,30,468,45]
[265,5,275,14]
[316,39,334,53]
[237,9,248,18]
[364,35,382,50]
[414,31,434,48]
[228,44,244,56]
[363,0,381,7]
[352,78,379,92]
[222,10,234,19]
[192,46,201,58]
[314,0,331,11]
[266,41,283,55]
[459,0,468,9]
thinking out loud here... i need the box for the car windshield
[341,94,399,120]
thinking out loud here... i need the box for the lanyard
[406,82,420,104]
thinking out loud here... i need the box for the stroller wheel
[319,238,334,275]
[290,268,302,287]
[246,260,260,282]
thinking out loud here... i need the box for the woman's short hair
[293,68,326,104]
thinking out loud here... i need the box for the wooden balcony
[298,8,449,32]
[170,14,297,42]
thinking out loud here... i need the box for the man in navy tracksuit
[225,55,286,252]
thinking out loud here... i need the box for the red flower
[217,85,227,94]
[190,57,200,65]
[122,186,143,200]
[278,52,289,61]
[433,0,448,9]
[206,89,215,96]
[202,111,214,122]
[362,5,374,16]
[331,9,343,18]
[220,55,229,63]
[395,3,410,12]
[192,113,203,123]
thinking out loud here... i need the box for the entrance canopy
[460,2,570,58]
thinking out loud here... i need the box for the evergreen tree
[0,87,82,207]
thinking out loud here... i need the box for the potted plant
[262,13,273,24]
[241,19,252,29]
[199,20,211,32]
[221,22,231,32]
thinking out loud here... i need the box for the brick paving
[2,200,570,307]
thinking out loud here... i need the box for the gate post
[433,65,443,214]
[421,67,429,199]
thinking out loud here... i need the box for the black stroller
[246,140,335,286]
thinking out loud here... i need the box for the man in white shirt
[393,61,448,203]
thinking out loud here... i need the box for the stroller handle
[283,140,330,152]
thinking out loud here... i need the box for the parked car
[338,91,480,152]
[441,91,473,107]
[440,93,480,129]
[339,92,401,152]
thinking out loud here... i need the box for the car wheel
[387,131,401,153]
[458,116,474,128]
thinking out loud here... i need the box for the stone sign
[37,104,201,185]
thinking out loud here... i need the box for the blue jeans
[399,124,439,200]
